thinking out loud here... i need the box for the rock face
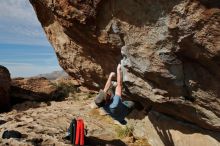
[11,77,60,101]
[0,65,11,112]
[30,0,220,134]
[128,110,220,146]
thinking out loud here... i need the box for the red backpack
[75,119,84,146]
[69,118,85,146]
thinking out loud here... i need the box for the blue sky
[0,0,62,77]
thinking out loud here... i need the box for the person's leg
[108,64,127,125]
[114,65,134,121]
[109,64,122,111]
[103,72,115,93]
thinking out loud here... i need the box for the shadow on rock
[10,85,64,103]
[0,120,7,126]
[199,0,220,8]
[85,136,126,146]
[26,138,43,146]
[12,101,51,112]
[148,111,220,145]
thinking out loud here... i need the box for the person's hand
[117,64,121,72]
[109,72,116,78]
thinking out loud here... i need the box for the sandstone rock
[54,77,81,86]
[29,0,220,132]
[0,65,11,112]
[11,77,59,101]
[128,111,220,146]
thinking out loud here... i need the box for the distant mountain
[36,70,69,80]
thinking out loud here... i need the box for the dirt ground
[0,92,150,146]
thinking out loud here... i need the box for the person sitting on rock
[91,64,135,125]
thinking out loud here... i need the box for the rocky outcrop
[30,0,220,134]
[121,0,220,132]
[128,110,220,146]
[11,77,60,101]
[0,65,11,112]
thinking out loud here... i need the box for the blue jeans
[103,95,134,122]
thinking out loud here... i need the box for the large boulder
[128,110,220,146]
[29,0,220,133]
[0,65,11,112]
[11,77,60,102]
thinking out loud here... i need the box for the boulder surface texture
[29,0,220,134]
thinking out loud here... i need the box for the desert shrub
[52,82,79,100]
[83,93,94,100]
[115,125,134,138]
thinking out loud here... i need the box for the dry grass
[115,125,134,138]
[89,109,113,123]
[132,139,152,146]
